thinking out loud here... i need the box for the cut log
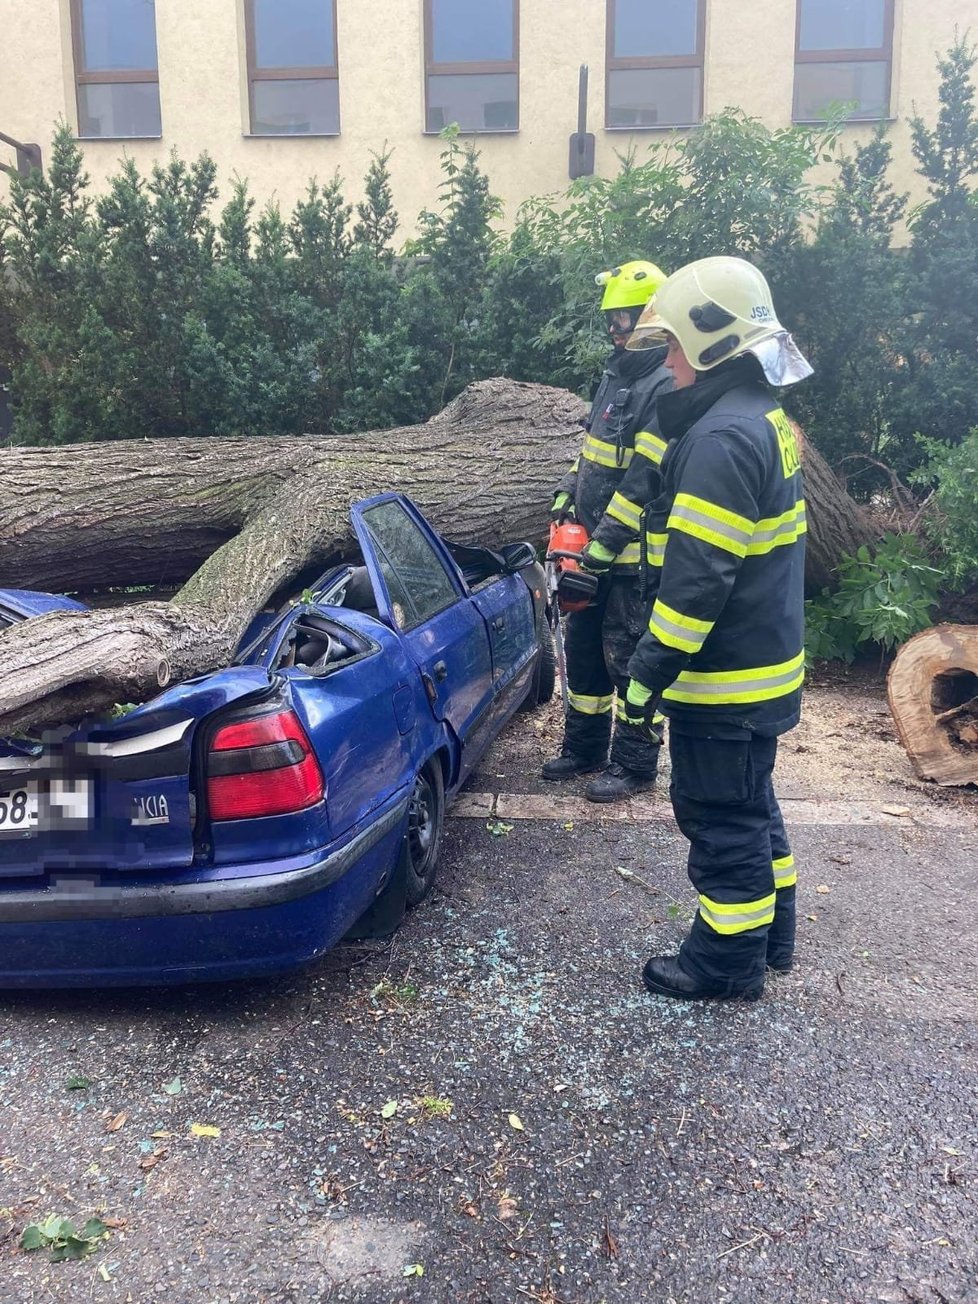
[0,379,881,735]
[887,624,978,786]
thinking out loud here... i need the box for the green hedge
[2,41,977,501]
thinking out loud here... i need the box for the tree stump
[887,624,978,785]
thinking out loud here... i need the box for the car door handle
[433,660,448,682]
[492,616,505,632]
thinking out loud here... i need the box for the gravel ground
[1,676,976,1304]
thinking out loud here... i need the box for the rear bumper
[0,797,408,987]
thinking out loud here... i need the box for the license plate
[0,780,92,834]
[0,787,38,833]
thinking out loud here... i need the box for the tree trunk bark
[0,381,880,735]
[887,624,978,786]
[793,423,877,593]
[0,380,587,732]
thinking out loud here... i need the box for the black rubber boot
[766,952,794,973]
[541,751,604,781]
[642,955,764,1003]
[584,762,656,804]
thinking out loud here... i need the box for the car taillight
[206,708,324,821]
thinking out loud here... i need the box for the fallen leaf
[149,1130,172,1140]
[461,1201,479,1218]
[497,1193,519,1220]
[380,1100,398,1120]
[101,1218,126,1229]
[815,884,831,895]
[942,1146,962,1156]
[189,1123,220,1138]
[486,820,515,837]
[66,1075,92,1091]
[806,914,818,922]
[403,1262,424,1277]
[97,1263,112,1282]
[508,1113,525,1132]
[562,821,574,830]
[602,1219,620,1259]
[138,1150,166,1171]
[105,1111,128,1133]
[554,1083,569,1094]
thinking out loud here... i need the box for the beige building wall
[0,0,974,237]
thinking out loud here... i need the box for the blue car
[0,494,554,987]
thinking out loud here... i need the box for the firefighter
[621,256,812,1001]
[543,260,673,802]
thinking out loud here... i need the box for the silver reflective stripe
[751,508,807,547]
[699,900,775,929]
[672,663,802,697]
[649,609,709,650]
[645,535,667,565]
[670,502,753,552]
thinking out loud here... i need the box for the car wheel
[533,611,557,705]
[404,760,444,907]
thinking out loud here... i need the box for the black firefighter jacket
[558,345,673,571]
[627,360,807,736]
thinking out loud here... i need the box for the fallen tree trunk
[887,624,978,786]
[0,380,880,734]
[793,423,877,592]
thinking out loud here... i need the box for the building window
[71,0,161,138]
[794,0,893,122]
[245,0,339,135]
[424,0,519,133]
[605,0,705,129]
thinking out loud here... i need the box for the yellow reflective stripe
[698,892,776,935]
[663,651,805,705]
[568,691,613,716]
[645,531,667,567]
[582,434,633,468]
[649,599,713,654]
[668,492,754,558]
[773,854,797,889]
[747,500,808,555]
[607,491,643,530]
[634,430,668,464]
[613,541,641,566]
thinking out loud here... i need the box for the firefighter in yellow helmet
[543,260,673,802]
[621,256,813,1001]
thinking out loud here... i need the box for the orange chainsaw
[545,521,600,713]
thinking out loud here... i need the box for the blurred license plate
[0,787,38,833]
[0,780,92,834]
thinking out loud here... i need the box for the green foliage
[913,428,978,586]
[1,46,978,495]
[20,1214,109,1262]
[805,534,942,662]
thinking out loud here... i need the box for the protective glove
[550,491,576,523]
[622,680,664,745]
[578,539,616,576]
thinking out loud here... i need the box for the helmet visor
[625,302,670,351]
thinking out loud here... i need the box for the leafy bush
[914,429,978,587]
[805,533,943,663]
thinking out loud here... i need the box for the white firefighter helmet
[627,256,813,385]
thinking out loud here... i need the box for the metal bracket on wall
[0,130,42,179]
[568,64,596,180]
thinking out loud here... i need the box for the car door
[352,496,495,781]
[468,573,538,717]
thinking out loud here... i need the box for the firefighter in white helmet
[622,256,812,1001]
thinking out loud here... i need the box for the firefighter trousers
[669,731,796,991]
[561,574,661,776]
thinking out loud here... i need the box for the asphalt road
[1,703,976,1304]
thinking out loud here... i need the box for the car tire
[533,611,557,705]
[404,760,444,908]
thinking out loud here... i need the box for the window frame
[604,0,706,131]
[69,0,162,140]
[423,0,520,135]
[243,0,341,137]
[793,0,895,123]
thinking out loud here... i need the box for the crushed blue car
[0,493,554,987]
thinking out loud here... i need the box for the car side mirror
[501,541,537,573]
